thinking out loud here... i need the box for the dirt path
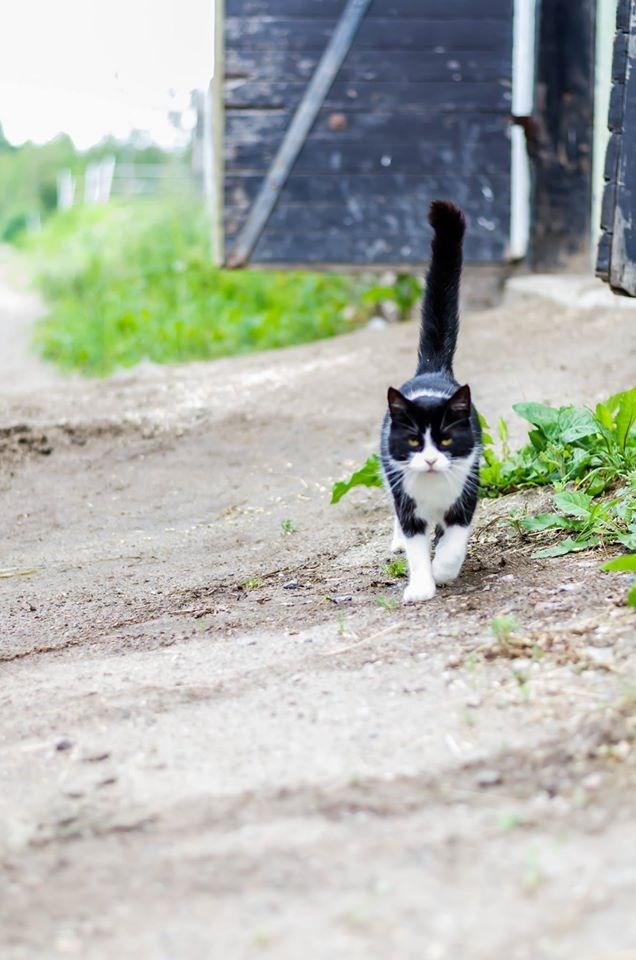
[0,248,66,394]
[1,281,635,959]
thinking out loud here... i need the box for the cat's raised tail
[416,200,466,376]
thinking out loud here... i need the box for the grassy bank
[27,201,416,376]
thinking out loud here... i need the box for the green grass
[26,201,419,376]
[490,615,520,645]
[383,556,408,579]
[375,595,398,611]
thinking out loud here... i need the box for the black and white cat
[380,201,481,603]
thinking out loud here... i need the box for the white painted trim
[510,0,537,259]
[510,125,531,258]
[512,0,537,116]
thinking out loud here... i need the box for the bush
[28,201,409,376]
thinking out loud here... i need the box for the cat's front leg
[432,524,471,585]
[402,530,436,603]
[390,516,406,553]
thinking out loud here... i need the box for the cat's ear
[387,387,415,424]
[443,384,471,425]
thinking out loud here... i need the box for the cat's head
[386,384,475,474]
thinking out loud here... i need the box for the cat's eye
[440,438,452,447]
[408,437,420,448]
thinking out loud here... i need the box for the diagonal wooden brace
[225,0,373,268]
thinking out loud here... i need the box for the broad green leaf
[498,417,509,443]
[553,490,592,518]
[331,454,382,504]
[532,536,599,559]
[528,429,547,452]
[519,513,573,532]
[616,532,636,550]
[557,407,598,443]
[601,553,636,572]
[614,388,636,450]
[513,402,560,431]
[595,402,614,432]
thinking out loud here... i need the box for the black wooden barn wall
[597,0,636,295]
[223,0,514,266]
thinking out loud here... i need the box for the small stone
[446,653,462,668]
[512,657,531,671]
[328,595,352,604]
[583,646,614,666]
[82,751,110,763]
[466,695,482,709]
[476,769,503,788]
[582,772,603,791]
[610,740,631,761]
[97,777,117,788]
[55,738,73,752]
[283,579,299,590]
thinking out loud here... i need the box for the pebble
[583,646,614,666]
[582,772,603,791]
[475,769,503,788]
[283,579,299,590]
[55,738,73,752]
[81,751,111,763]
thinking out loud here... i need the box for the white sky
[0,0,213,149]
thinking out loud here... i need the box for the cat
[380,200,481,603]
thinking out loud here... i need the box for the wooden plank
[225,108,511,144]
[606,1,636,292]
[226,0,513,18]
[226,17,511,52]
[224,79,511,112]
[603,131,620,181]
[225,174,511,265]
[249,228,506,263]
[612,31,629,81]
[225,196,509,240]
[225,172,511,207]
[225,128,510,175]
[225,47,512,84]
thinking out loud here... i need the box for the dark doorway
[530,0,596,269]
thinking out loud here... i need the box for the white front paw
[432,557,462,585]
[390,534,406,553]
[403,579,436,603]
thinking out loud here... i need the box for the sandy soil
[1,270,636,960]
